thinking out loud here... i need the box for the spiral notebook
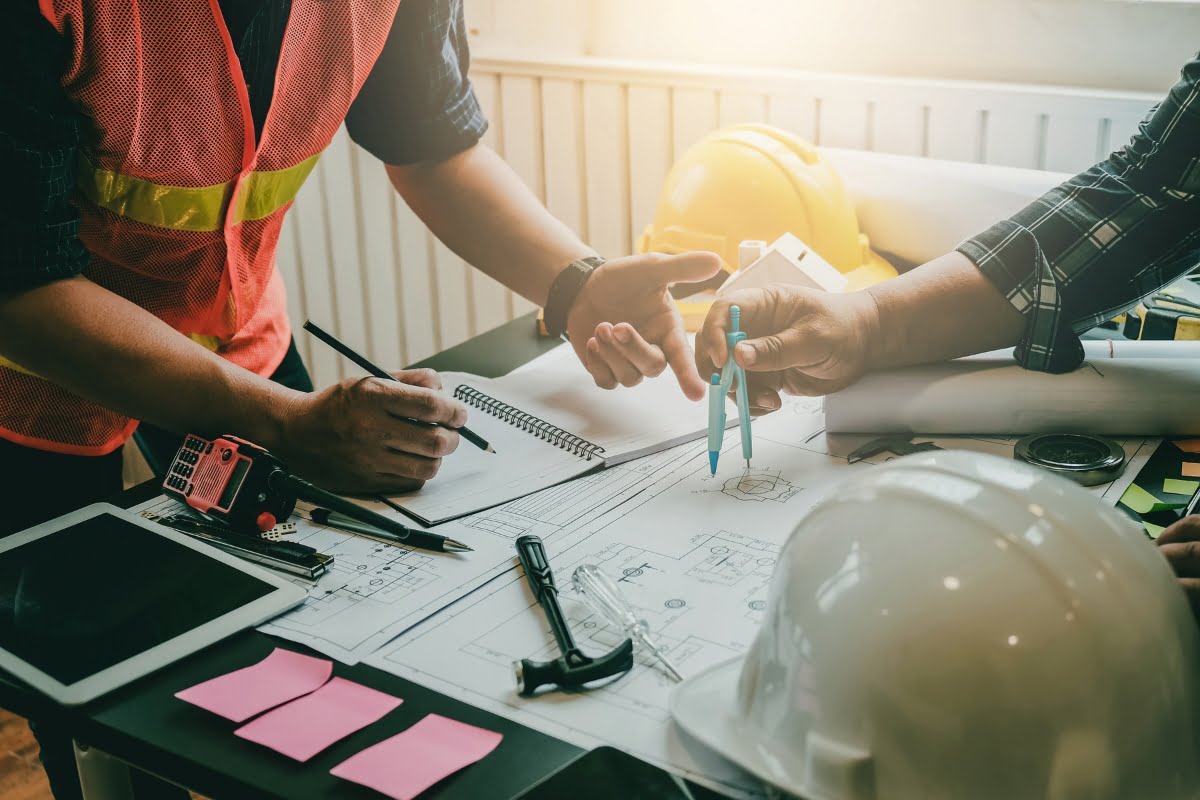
[382,359,733,525]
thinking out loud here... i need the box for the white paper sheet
[484,350,718,464]
[825,345,1200,435]
[133,494,513,663]
[366,397,1156,795]
[380,374,597,525]
[133,442,711,663]
[384,362,728,523]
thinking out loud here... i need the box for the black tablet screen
[0,513,275,685]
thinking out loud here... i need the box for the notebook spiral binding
[454,385,607,461]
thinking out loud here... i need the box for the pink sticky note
[330,714,503,800]
[234,677,403,762]
[175,648,333,723]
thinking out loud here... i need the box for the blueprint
[365,396,1158,796]
[132,445,707,664]
[133,391,1157,791]
[133,494,516,663]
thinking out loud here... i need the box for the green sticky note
[1163,478,1200,496]
[1143,522,1166,539]
[1119,483,1187,514]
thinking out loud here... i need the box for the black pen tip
[485,446,497,454]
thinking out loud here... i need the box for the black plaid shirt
[959,53,1200,373]
[1,0,487,293]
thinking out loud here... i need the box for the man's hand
[276,368,468,495]
[694,286,881,415]
[1156,515,1200,623]
[568,252,722,401]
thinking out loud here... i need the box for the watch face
[1025,434,1113,468]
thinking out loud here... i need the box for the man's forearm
[386,144,591,306]
[0,276,299,446]
[865,251,1026,369]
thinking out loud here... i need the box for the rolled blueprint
[824,340,1200,435]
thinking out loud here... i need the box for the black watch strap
[544,256,605,339]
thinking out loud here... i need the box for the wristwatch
[543,256,606,340]
[1013,433,1126,487]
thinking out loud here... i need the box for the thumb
[734,329,819,373]
[638,251,723,287]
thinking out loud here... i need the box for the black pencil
[310,507,472,554]
[302,320,495,454]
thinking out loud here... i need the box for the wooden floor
[0,710,51,800]
[0,709,206,799]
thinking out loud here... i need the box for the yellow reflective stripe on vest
[77,153,320,232]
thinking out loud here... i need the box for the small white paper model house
[717,233,848,296]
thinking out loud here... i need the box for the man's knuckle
[433,428,457,455]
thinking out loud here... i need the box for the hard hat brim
[670,655,796,795]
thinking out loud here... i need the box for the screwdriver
[571,564,684,682]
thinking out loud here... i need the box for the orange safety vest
[0,0,400,456]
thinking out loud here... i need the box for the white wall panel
[431,237,474,346]
[317,130,371,377]
[280,55,1158,387]
[582,83,631,260]
[717,92,767,128]
[542,79,587,235]
[288,152,341,388]
[393,202,438,365]
[498,76,544,316]
[766,92,818,141]
[981,105,1041,169]
[818,96,870,150]
[353,149,406,372]
[1043,109,1105,174]
[1105,108,1149,156]
[926,104,982,163]
[627,86,673,253]
[671,88,719,159]
[274,210,310,369]
[466,72,515,335]
[870,97,924,156]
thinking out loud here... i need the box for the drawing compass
[1014,433,1126,486]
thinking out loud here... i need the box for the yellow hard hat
[637,124,896,303]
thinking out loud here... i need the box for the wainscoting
[275,54,1158,388]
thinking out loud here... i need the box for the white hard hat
[671,450,1200,800]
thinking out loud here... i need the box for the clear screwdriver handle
[571,564,648,638]
[572,563,685,682]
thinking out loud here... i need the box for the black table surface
[0,314,600,800]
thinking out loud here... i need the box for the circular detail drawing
[757,557,776,567]
[749,600,766,611]
[623,567,644,578]
[710,546,730,555]
[665,599,686,609]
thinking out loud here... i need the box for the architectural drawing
[718,469,798,503]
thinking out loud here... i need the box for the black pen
[302,320,495,454]
[311,507,472,554]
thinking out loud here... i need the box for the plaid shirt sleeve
[958,52,1200,373]
[344,0,488,165]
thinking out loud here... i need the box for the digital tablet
[0,503,306,705]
